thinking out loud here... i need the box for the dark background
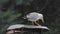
[0,0,60,34]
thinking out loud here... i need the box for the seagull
[23,12,44,26]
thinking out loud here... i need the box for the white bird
[24,12,44,26]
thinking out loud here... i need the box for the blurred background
[0,0,60,34]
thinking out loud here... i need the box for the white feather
[26,12,43,21]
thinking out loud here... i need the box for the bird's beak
[41,19,44,23]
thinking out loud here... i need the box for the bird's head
[38,14,44,23]
[41,18,44,23]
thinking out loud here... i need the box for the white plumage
[27,12,43,21]
[24,12,44,26]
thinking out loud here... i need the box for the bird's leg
[34,21,41,26]
[32,21,35,25]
